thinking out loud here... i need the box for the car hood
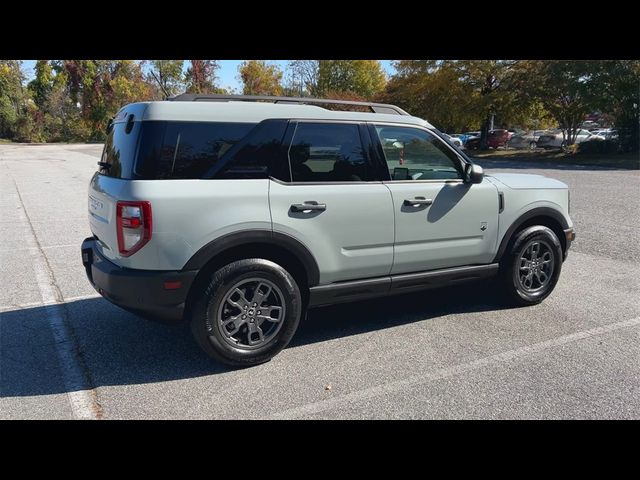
[487,173,568,189]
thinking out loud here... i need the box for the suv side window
[287,122,371,182]
[374,125,462,181]
[209,120,288,179]
[136,121,256,179]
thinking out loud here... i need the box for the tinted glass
[211,120,288,179]
[375,126,462,181]
[288,123,370,182]
[135,121,256,179]
[99,120,141,178]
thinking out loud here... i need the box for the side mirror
[464,163,484,184]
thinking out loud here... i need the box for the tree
[379,60,481,132]
[185,60,221,94]
[589,60,640,151]
[444,60,523,147]
[521,60,599,146]
[54,60,154,140]
[316,60,386,99]
[239,60,283,96]
[286,60,319,96]
[0,60,30,140]
[147,60,184,98]
[28,60,54,109]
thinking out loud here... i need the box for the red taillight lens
[116,201,152,257]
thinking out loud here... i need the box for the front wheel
[190,259,303,367]
[529,141,537,150]
[499,226,563,306]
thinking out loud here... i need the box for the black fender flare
[493,207,569,263]
[182,230,320,287]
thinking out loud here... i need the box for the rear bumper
[81,237,197,321]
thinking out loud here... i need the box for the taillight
[116,201,152,257]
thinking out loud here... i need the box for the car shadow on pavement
[1,283,511,397]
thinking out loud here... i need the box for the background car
[465,129,511,150]
[461,131,481,145]
[537,129,606,150]
[442,133,463,147]
[507,130,550,150]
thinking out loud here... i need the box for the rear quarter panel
[107,179,272,270]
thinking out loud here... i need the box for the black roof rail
[168,93,410,116]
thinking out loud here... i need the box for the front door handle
[291,202,327,213]
[403,197,433,207]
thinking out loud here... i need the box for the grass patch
[0,138,14,144]
[470,149,639,169]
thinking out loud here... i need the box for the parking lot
[1,143,639,419]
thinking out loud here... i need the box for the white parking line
[11,178,101,420]
[270,316,640,419]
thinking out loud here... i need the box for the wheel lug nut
[243,305,247,309]
[242,315,246,319]
[253,303,257,307]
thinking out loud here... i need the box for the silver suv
[81,94,575,366]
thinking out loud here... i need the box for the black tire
[529,141,537,150]
[499,226,563,306]
[190,258,302,367]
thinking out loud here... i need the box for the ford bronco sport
[81,94,575,366]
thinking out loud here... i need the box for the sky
[21,60,396,92]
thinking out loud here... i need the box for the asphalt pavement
[1,144,639,419]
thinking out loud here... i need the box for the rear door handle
[291,202,327,212]
[403,197,433,207]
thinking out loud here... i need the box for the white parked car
[442,133,464,148]
[537,129,606,150]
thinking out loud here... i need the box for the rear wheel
[499,226,563,306]
[190,259,302,367]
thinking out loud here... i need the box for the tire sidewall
[192,259,302,366]
[504,226,563,304]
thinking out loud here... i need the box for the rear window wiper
[97,161,112,170]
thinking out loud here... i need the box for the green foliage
[316,60,386,99]
[239,60,283,96]
[28,60,54,109]
[519,60,597,145]
[588,60,640,151]
[148,60,184,98]
[0,61,29,139]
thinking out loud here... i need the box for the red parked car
[466,129,512,150]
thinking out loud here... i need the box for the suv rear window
[99,120,142,178]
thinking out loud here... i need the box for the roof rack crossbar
[168,93,410,116]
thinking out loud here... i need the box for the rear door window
[286,122,372,182]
